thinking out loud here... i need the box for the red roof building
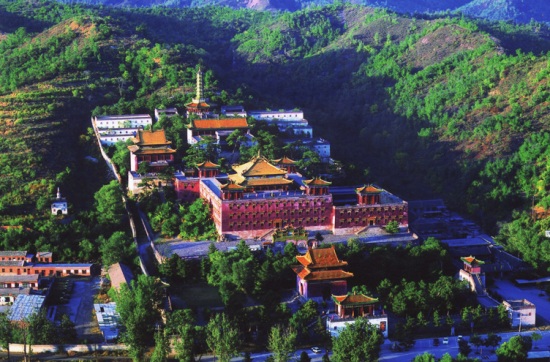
[292,246,353,299]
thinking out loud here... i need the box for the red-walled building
[174,155,408,239]
[128,129,176,172]
[292,246,353,299]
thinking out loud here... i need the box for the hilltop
[53,0,550,24]
[0,0,549,268]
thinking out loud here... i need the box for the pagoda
[185,67,211,118]
[128,129,176,172]
[292,245,353,299]
[228,154,294,192]
[51,188,68,216]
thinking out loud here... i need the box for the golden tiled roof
[272,156,296,165]
[296,246,348,269]
[304,177,332,187]
[220,182,246,191]
[232,156,287,177]
[196,160,220,168]
[332,294,378,305]
[189,118,248,130]
[295,268,354,281]
[132,148,176,155]
[185,101,210,109]
[133,129,172,146]
[356,184,382,194]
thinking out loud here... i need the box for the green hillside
[1,1,550,270]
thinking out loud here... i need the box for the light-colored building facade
[503,299,536,328]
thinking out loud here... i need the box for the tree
[496,335,532,362]
[179,199,217,241]
[413,352,436,362]
[151,330,170,362]
[299,351,311,362]
[458,339,472,358]
[174,324,197,362]
[267,325,296,362]
[0,313,12,360]
[331,317,383,362]
[183,136,219,168]
[206,313,240,362]
[111,275,163,361]
[470,334,483,354]
[486,333,502,352]
[98,231,136,267]
[94,180,126,226]
[385,220,399,234]
[531,332,542,349]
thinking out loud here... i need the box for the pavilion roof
[356,184,382,194]
[185,101,210,109]
[292,266,354,281]
[196,160,220,169]
[188,118,248,130]
[295,246,348,269]
[127,147,176,155]
[272,156,296,165]
[461,255,485,265]
[304,177,332,187]
[220,181,246,191]
[332,294,379,306]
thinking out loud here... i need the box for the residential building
[154,107,179,121]
[92,114,152,146]
[0,251,93,277]
[8,294,46,322]
[221,105,247,118]
[503,299,536,328]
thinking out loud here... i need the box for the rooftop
[8,294,45,321]
[296,246,348,269]
[108,263,134,291]
[189,118,249,130]
[0,274,40,283]
[95,114,151,121]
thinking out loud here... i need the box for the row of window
[227,208,329,220]
[227,199,330,210]
[227,217,329,231]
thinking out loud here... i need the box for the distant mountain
[54,0,550,23]
[458,0,550,24]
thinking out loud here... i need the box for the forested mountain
[1,0,550,270]
[53,0,550,24]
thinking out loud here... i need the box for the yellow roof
[133,129,172,146]
[272,156,296,165]
[196,160,220,168]
[189,118,248,130]
[356,184,382,194]
[304,177,332,187]
[232,156,287,177]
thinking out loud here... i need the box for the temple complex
[291,246,353,299]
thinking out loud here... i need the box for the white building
[503,299,536,328]
[221,105,247,118]
[154,108,179,121]
[249,109,304,121]
[51,188,68,215]
[93,114,153,146]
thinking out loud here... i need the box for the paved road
[380,329,550,361]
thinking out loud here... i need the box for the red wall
[219,195,333,233]
[333,203,408,229]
